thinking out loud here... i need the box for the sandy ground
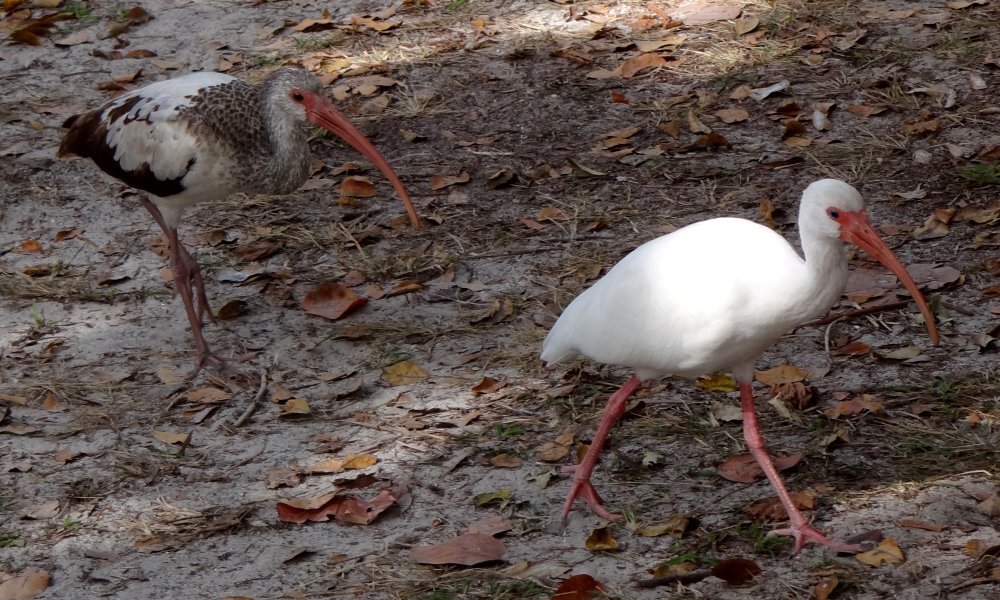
[1,1,1000,599]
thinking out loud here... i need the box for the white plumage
[543,179,938,555]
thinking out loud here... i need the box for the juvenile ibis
[541,179,939,554]
[59,67,420,372]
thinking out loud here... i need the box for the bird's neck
[256,90,310,195]
[798,230,850,320]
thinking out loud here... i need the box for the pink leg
[739,380,861,555]
[561,374,643,522]
[139,198,222,376]
[139,197,213,321]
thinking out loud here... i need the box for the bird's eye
[827,208,841,220]
[290,90,305,102]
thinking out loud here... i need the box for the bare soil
[1,1,999,599]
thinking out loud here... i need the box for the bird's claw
[560,469,621,523]
[768,523,863,556]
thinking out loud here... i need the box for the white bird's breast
[542,217,839,380]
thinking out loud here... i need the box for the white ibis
[541,179,940,554]
[59,67,420,373]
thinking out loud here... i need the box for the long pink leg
[139,197,213,321]
[139,198,222,375]
[739,380,862,555]
[561,374,643,522]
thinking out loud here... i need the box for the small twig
[798,301,908,329]
[942,300,974,316]
[636,569,711,588]
[232,364,268,428]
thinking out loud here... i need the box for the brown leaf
[0,566,49,600]
[54,31,88,46]
[781,118,808,140]
[276,489,396,524]
[535,426,574,462]
[899,518,947,532]
[745,491,815,521]
[471,376,506,395]
[152,430,191,445]
[301,282,368,321]
[340,176,377,198]
[383,360,429,386]
[711,558,762,584]
[687,132,730,151]
[489,453,523,468]
[847,104,887,118]
[552,574,606,599]
[467,515,513,536]
[409,533,506,565]
[824,395,885,418]
[350,16,401,32]
[186,387,231,404]
[306,454,377,474]
[430,171,470,190]
[215,299,248,320]
[754,364,808,385]
[835,340,871,356]
[14,239,43,254]
[714,108,749,123]
[814,575,838,600]
[585,526,619,551]
[485,168,517,189]
[856,537,905,567]
[618,53,668,78]
[634,514,690,538]
[385,279,423,297]
[537,206,570,221]
[674,1,742,25]
[719,453,801,483]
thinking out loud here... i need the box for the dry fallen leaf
[814,575,838,600]
[489,453,523,468]
[695,373,738,392]
[301,282,368,321]
[431,172,470,190]
[824,395,885,418]
[152,430,191,446]
[0,566,49,600]
[856,537,905,567]
[584,526,620,551]
[551,574,606,599]
[754,364,808,385]
[745,490,815,521]
[383,360,430,386]
[306,454,378,474]
[276,489,396,524]
[634,514,690,538]
[711,558,761,584]
[534,426,575,462]
[339,176,376,198]
[719,453,801,483]
[409,533,507,565]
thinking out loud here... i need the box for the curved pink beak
[839,210,940,345]
[305,92,421,229]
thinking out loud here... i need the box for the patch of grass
[958,163,1000,185]
[64,3,96,20]
[493,423,525,440]
[0,534,24,548]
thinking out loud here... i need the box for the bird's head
[265,67,420,228]
[799,178,939,345]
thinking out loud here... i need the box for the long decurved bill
[305,93,421,229]
[839,210,940,345]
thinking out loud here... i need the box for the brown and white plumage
[60,67,420,373]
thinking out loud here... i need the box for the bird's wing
[59,72,237,198]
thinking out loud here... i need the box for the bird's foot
[560,464,621,523]
[768,523,863,556]
[186,351,227,379]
